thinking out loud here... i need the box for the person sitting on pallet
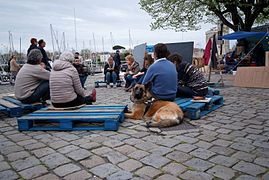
[142,43,177,101]
[73,52,88,88]
[167,53,208,99]
[15,49,50,104]
[124,55,140,92]
[50,51,96,108]
[104,56,119,88]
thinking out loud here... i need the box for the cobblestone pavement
[0,74,269,180]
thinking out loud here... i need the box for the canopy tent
[219,31,268,40]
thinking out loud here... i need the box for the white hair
[59,51,74,62]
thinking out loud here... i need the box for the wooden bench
[174,95,224,120]
[17,105,128,131]
[0,96,43,117]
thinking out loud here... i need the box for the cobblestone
[64,170,92,180]
[40,152,71,169]
[90,163,120,178]
[162,162,187,176]
[107,171,133,180]
[183,158,214,171]
[179,170,213,180]
[118,159,143,171]
[53,163,81,177]
[232,161,267,176]
[80,155,106,169]
[209,155,238,167]
[18,165,48,179]
[190,148,216,160]
[135,166,162,179]
[207,165,236,179]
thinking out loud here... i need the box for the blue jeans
[79,75,88,88]
[21,80,50,104]
[124,74,134,87]
[106,72,117,84]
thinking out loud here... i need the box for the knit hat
[59,51,75,62]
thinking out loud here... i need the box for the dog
[124,83,184,128]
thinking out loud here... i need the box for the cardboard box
[234,67,269,88]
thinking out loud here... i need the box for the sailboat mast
[74,8,78,51]
[50,24,55,60]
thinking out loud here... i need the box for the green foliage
[139,0,269,32]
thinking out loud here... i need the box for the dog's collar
[143,98,155,116]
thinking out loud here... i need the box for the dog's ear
[130,89,135,102]
[144,82,152,90]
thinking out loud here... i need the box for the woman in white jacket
[50,51,96,108]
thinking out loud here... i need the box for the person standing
[142,43,177,101]
[9,55,20,84]
[113,50,121,80]
[38,39,52,71]
[27,38,38,55]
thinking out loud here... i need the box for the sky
[0,0,215,54]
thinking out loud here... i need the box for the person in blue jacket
[142,43,177,101]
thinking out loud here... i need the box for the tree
[139,0,269,32]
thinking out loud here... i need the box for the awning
[219,31,268,40]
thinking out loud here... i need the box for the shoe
[91,88,97,102]
[125,86,133,92]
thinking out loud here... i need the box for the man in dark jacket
[38,39,52,71]
[27,38,38,55]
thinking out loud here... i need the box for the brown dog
[124,84,184,128]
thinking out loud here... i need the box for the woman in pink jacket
[50,51,96,108]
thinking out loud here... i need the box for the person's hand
[40,62,46,69]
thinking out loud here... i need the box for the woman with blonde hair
[124,55,140,91]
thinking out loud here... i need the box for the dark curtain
[211,34,218,69]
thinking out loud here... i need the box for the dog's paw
[146,121,152,128]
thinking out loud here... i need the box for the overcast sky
[0,0,214,53]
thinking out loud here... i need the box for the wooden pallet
[95,80,123,88]
[17,105,128,131]
[174,95,224,120]
[0,97,43,117]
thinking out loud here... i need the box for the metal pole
[74,8,78,51]
[50,24,55,60]
[19,37,21,60]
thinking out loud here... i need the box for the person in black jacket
[73,53,88,88]
[38,39,52,71]
[27,38,38,55]
[104,56,119,88]
[168,53,208,98]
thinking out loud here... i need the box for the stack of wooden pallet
[175,95,224,120]
[17,105,128,131]
[0,96,43,117]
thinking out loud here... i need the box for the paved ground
[0,74,269,180]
